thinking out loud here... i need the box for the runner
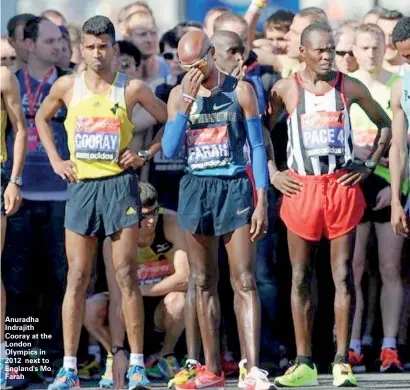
[349,23,405,373]
[0,66,27,390]
[162,30,270,390]
[267,23,391,388]
[34,16,167,390]
[390,16,410,237]
[84,182,189,389]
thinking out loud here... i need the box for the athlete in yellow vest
[84,182,190,389]
[35,17,167,390]
[0,65,27,389]
[349,23,405,373]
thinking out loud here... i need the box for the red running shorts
[280,170,366,242]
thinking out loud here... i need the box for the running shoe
[176,367,225,390]
[332,362,357,387]
[127,365,151,390]
[243,366,271,390]
[238,359,248,388]
[273,362,318,387]
[48,368,80,390]
[167,359,200,388]
[78,357,101,380]
[99,356,114,389]
[348,350,365,373]
[157,355,180,380]
[380,348,404,373]
[221,351,238,376]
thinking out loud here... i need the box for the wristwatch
[364,160,377,171]
[138,150,150,165]
[111,346,126,356]
[9,176,23,187]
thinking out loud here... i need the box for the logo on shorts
[126,207,137,215]
[236,207,250,215]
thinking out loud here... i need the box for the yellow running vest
[0,108,7,164]
[64,72,134,180]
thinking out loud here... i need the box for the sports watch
[138,150,150,165]
[9,176,23,187]
[111,345,126,355]
[364,160,377,171]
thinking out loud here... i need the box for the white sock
[63,356,77,371]
[382,337,396,350]
[1,341,7,359]
[362,335,373,347]
[130,353,144,367]
[88,345,101,363]
[349,339,361,354]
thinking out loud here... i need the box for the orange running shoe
[348,350,366,373]
[176,367,225,390]
[380,348,403,373]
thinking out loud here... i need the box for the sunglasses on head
[180,46,212,72]
[141,205,160,219]
[336,50,354,57]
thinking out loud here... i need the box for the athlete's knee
[196,271,218,292]
[66,264,92,294]
[164,292,186,316]
[333,259,354,295]
[232,270,257,294]
[291,265,310,297]
[379,260,401,283]
[84,299,106,332]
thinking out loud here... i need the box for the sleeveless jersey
[12,68,69,197]
[402,70,410,201]
[64,71,134,180]
[186,75,247,176]
[286,72,354,176]
[349,71,398,147]
[136,209,174,286]
[1,107,6,164]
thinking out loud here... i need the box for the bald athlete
[162,31,270,390]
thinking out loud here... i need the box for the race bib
[137,258,173,286]
[301,111,345,157]
[186,126,231,170]
[27,120,39,152]
[74,116,120,161]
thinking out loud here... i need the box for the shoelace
[382,350,401,366]
[284,361,301,375]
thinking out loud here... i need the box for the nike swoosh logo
[213,102,232,111]
[236,207,250,215]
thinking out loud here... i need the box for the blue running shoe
[48,368,80,390]
[127,365,150,390]
[0,359,8,390]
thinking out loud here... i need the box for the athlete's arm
[162,69,204,158]
[35,75,79,182]
[346,76,392,164]
[127,79,168,123]
[236,80,268,241]
[141,210,189,297]
[1,66,27,216]
[267,78,302,195]
[389,78,409,236]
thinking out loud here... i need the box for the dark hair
[301,23,332,46]
[7,13,37,38]
[117,40,141,67]
[392,17,410,46]
[159,29,178,53]
[82,15,115,43]
[265,9,295,33]
[139,182,158,207]
[24,17,48,42]
[299,7,328,25]
[377,9,403,21]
